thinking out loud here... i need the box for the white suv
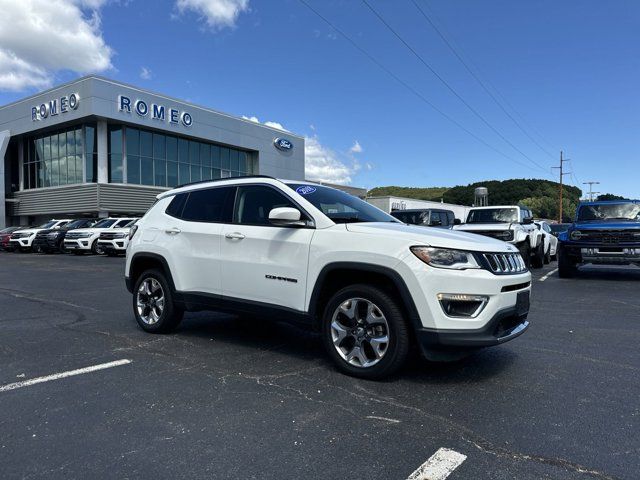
[65,217,138,254]
[125,177,532,379]
[98,220,138,256]
[454,206,545,268]
[9,219,73,251]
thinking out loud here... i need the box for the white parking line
[539,268,558,282]
[0,359,132,393]
[407,448,467,480]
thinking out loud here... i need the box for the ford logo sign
[296,185,316,195]
[274,137,293,151]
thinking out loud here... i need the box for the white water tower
[474,187,489,206]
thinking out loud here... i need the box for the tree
[596,193,627,201]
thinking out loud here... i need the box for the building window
[121,126,255,188]
[23,124,92,190]
[108,125,123,183]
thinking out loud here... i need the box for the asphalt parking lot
[0,253,638,479]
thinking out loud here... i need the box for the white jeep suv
[9,219,73,251]
[125,177,532,379]
[454,206,545,268]
[65,217,138,254]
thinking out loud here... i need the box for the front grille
[100,232,119,240]
[65,232,85,239]
[482,252,527,274]
[577,230,640,244]
[470,230,513,241]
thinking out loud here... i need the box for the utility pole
[583,181,601,201]
[552,151,571,223]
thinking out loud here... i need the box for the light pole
[583,181,600,201]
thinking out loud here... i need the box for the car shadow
[571,265,640,281]
[173,311,516,382]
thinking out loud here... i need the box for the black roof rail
[175,175,276,190]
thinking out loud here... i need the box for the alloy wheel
[330,298,390,368]
[136,278,165,325]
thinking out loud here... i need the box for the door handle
[225,232,245,240]
[165,227,181,235]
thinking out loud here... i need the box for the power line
[409,0,557,162]
[361,0,551,176]
[419,0,561,155]
[296,0,543,173]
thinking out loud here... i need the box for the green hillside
[369,179,583,222]
[367,186,450,201]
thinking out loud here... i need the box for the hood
[572,221,640,230]
[345,222,515,252]
[454,223,513,232]
[13,228,42,235]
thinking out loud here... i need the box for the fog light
[437,293,489,318]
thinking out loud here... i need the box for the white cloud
[349,140,363,154]
[140,66,152,80]
[305,135,359,185]
[0,0,113,91]
[242,115,288,132]
[176,0,249,30]
[242,115,359,185]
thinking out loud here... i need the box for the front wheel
[544,245,551,264]
[518,242,531,269]
[531,240,544,269]
[322,284,409,380]
[558,246,577,278]
[133,269,184,333]
[91,240,104,255]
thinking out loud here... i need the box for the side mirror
[522,217,534,225]
[454,219,462,225]
[269,207,306,227]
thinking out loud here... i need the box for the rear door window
[181,187,236,223]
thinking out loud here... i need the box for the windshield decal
[296,185,316,195]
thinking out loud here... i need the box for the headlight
[570,230,584,240]
[113,233,127,239]
[411,246,481,270]
[496,231,513,241]
[129,224,139,240]
[76,232,92,238]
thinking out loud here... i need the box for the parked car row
[0,217,139,256]
[390,205,560,269]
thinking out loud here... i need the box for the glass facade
[109,125,255,188]
[23,124,96,189]
[23,123,256,190]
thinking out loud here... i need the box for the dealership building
[0,76,305,228]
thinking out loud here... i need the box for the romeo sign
[31,93,79,121]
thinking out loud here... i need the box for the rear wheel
[133,269,184,333]
[544,244,551,264]
[322,284,409,379]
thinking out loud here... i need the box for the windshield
[93,219,117,228]
[37,220,58,229]
[391,211,428,225]
[466,208,518,224]
[577,203,640,222]
[123,219,138,227]
[287,184,398,224]
[65,219,88,229]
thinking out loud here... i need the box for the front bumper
[63,239,92,250]
[562,243,640,265]
[9,237,34,248]
[32,236,61,250]
[98,239,127,253]
[416,305,529,350]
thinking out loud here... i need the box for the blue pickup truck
[557,200,640,277]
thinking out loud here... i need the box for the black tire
[58,242,67,254]
[91,239,104,255]
[322,284,410,380]
[32,244,42,254]
[531,240,544,269]
[543,244,551,264]
[558,246,577,278]
[518,242,531,269]
[132,269,184,333]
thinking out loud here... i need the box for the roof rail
[175,175,276,189]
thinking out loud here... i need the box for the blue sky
[1,0,638,197]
